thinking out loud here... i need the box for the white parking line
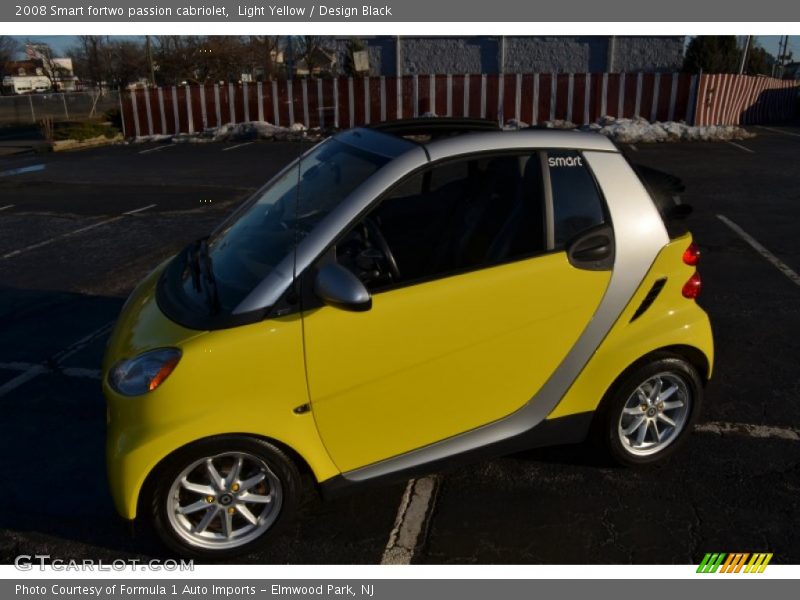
[222,142,255,152]
[0,365,49,397]
[0,362,101,381]
[373,417,799,563]
[725,141,754,154]
[381,476,438,565]
[0,204,156,260]
[0,163,45,178]
[696,421,800,442]
[0,361,33,370]
[717,214,800,287]
[138,144,176,154]
[0,321,113,398]
[124,203,157,215]
[628,144,638,152]
[757,125,800,138]
[0,204,14,211]
[50,321,114,364]
[61,367,102,379]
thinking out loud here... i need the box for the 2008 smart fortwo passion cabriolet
[103,119,713,558]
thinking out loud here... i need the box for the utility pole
[395,35,402,77]
[738,35,751,75]
[773,35,787,78]
[778,35,790,78]
[608,35,617,72]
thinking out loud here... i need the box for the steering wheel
[363,217,401,281]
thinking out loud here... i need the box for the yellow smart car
[103,119,713,558]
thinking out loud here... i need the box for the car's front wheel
[598,355,703,466]
[149,436,301,559]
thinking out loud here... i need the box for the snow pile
[587,116,755,143]
[540,119,577,130]
[132,121,326,144]
[205,120,322,141]
[505,116,755,143]
[131,133,174,143]
[132,116,755,146]
[504,119,529,130]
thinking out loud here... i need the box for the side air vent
[630,278,667,322]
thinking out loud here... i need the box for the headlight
[108,348,182,396]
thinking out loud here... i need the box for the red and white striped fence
[693,74,799,126]
[120,73,798,138]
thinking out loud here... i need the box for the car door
[302,150,613,473]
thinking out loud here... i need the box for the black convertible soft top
[633,163,692,239]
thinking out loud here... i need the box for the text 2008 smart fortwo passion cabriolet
[103,119,713,558]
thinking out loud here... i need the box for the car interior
[337,153,548,291]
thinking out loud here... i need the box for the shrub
[52,120,120,141]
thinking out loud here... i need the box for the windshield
[175,138,392,315]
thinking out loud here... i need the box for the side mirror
[313,263,372,312]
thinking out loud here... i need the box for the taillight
[682,272,702,299]
[683,242,700,266]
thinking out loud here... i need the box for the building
[1,55,78,94]
[2,73,51,94]
[325,36,686,77]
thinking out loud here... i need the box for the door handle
[571,236,611,261]
[567,225,615,271]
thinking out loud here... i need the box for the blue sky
[11,35,144,55]
[11,35,799,62]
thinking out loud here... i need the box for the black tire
[595,354,704,467]
[148,435,301,560]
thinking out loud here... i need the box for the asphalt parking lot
[1,127,799,565]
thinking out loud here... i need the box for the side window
[336,153,547,291]
[547,151,606,248]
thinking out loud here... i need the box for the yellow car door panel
[304,253,611,472]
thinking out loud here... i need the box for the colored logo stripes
[697,552,773,573]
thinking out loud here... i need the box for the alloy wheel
[165,451,283,550]
[616,372,691,457]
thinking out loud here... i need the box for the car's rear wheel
[599,355,703,466]
[150,436,300,559]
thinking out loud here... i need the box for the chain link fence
[0,90,121,125]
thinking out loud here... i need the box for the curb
[52,134,124,152]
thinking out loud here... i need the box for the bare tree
[243,36,283,81]
[24,41,71,90]
[67,35,106,87]
[0,36,19,70]
[105,40,147,89]
[151,36,264,85]
[153,36,202,85]
[67,36,146,89]
[195,36,247,83]
[297,36,325,76]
